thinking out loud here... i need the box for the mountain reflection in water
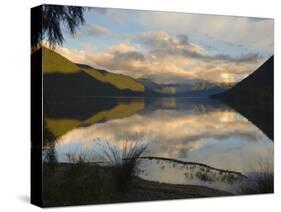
[44,97,273,182]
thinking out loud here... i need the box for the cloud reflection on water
[50,98,272,173]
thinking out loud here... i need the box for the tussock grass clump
[100,140,148,192]
[43,149,104,206]
[65,148,94,164]
[239,154,273,194]
[43,162,103,206]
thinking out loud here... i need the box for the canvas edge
[30,4,43,208]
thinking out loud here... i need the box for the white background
[0,0,279,211]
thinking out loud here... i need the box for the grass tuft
[239,154,273,194]
[99,140,147,192]
[65,148,94,164]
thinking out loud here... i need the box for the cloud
[82,23,112,36]
[56,31,266,84]
[139,31,261,64]
[139,31,205,54]
[86,23,111,35]
[136,11,273,52]
[84,8,273,54]
[91,7,125,25]
[114,51,145,61]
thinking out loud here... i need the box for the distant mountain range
[138,78,233,97]
[32,47,237,98]
[211,56,274,140]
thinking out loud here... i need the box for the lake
[44,97,273,192]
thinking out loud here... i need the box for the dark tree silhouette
[31,5,85,50]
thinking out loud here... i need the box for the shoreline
[55,156,246,178]
[43,162,233,207]
[138,156,247,178]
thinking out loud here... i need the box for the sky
[56,7,274,85]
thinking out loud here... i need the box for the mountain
[211,56,274,140]
[33,47,146,97]
[139,78,232,97]
[212,56,273,103]
[42,47,80,74]
[137,78,163,92]
[76,64,144,92]
[175,82,232,97]
[33,46,233,98]
[137,78,176,94]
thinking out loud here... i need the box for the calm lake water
[44,97,273,191]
